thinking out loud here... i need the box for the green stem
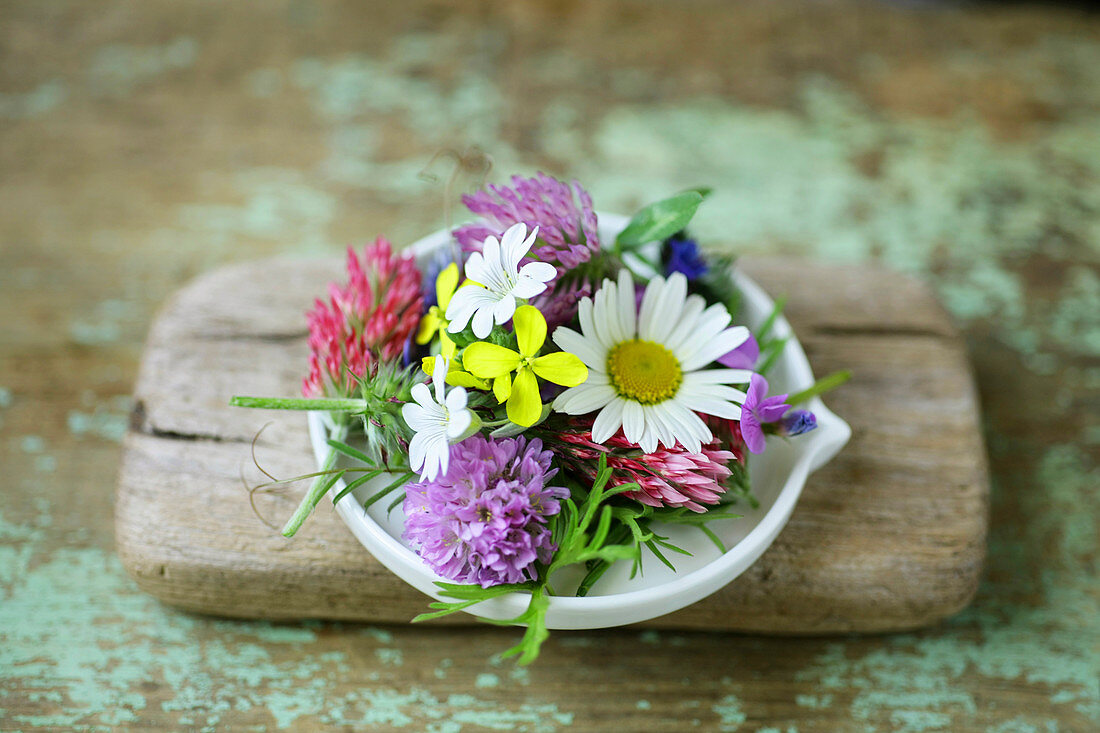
[787,370,853,406]
[281,422,350,537]
[231,396,368,412]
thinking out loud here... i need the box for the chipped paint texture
[1,1,1097,730]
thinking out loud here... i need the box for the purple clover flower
[531,278,592,332]
[402,435,567,588]
[739,374,790,455]
[718,333,760,370]
[453,173,600,273]
[663,234,708,280]
[780,409,817,437]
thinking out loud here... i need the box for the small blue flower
[780,409,817,437]
[663,234,708,281]
[422,246,463,309]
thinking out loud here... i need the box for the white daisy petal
[552,386,580,412]
[591,398,626,443]
[672,303,731,362]
[679,382,747,404]
[684,368,754,385]
[637,275,665,341]
[647,272,688,344]
[662,294,706,353]
[662,402,711,453]
[680,325,751,371]
[617,269,637,338]
[675,391,741,419]
[637,407,661,453]
[591,280,614,347]
[584,370,610,387]
[644,405,676,449]
[552,327,607,370]
[622,399,645,445]
[547,267,755,456]
[556,383,615,415]
[577,297,599,344]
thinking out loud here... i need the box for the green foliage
[616,191,706,251]
[412,454,739,664]
[787,370,853,405]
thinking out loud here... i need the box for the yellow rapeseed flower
[462,305,588,426]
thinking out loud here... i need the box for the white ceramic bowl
[310,213,850,630]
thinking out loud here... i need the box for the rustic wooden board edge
[114,255,991,635]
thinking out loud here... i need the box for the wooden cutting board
[115,255,989,633]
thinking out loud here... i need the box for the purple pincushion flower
[454,173,600,273]
[402,435,567,588]
[663,235,708,280]
[718,333,760,370]
[739,374,790,455]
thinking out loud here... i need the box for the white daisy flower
[551,269,754,454]
[445,222,557,339]
[401,356,476,481]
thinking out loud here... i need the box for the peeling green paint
[0,505,577,729]
[3,15,1098,732]
[0,80,65,119]
[67,407,128,443]
[87,37,198,97]
[713,694,747,731]
[19,435,45,453]
[176,168,338,254]
[475,673,499,689]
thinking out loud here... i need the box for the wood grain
[115,255,989,633]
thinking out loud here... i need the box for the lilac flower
[780,409,817,437]
[739,374,790,455]
[718,333,760,370]
[402,435,567,588]
[663,234,708,280]
[454,173,600,273]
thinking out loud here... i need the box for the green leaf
[326,438,379,467]
[755,295,787,343]
[360,472,414,510]
[755,337,788,377]
[497,588,551,666]
[787,369,853,405]
[616,191,705,249]
[644,539,676,571]
[331,469,383,504]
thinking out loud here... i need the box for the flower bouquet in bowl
[233,174,850,664]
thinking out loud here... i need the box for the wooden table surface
[2,1,1097,731]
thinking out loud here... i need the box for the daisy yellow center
[607,340,682,405]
